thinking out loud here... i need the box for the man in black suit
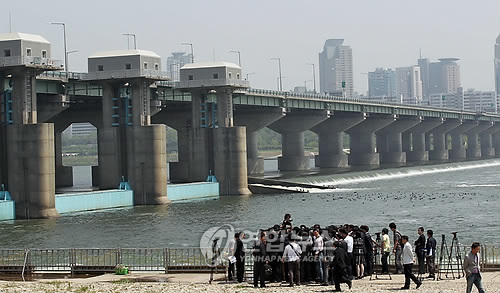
[425,230,437,279]
[235,232,246,283]
[253,231,268,288]
[332,241,352,292]
[414,227,426,275]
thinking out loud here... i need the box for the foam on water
[307,160,500,186]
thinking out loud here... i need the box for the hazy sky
[4,0,499,94]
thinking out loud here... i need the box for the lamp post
[122,33,136,49]
[229,50,241,67]
[246,72,255,81]
[306,63,316,93]
[66,50,78,72]
[270,58,282,91]
[50,22,67,73]
[181,43,194,63]
[304,80,312,92]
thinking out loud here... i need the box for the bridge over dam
[1,33,499,219]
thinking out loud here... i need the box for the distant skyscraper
[395,66,423,104]
[417,57,430,98]
[319,39,353,98]
[368,68,396,98]
[495,34,500,104]
[427,58,461,95]
[167,52,192,81]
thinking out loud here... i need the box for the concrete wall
[88,55,161,73]
[0,200,15,221]
[55,190,133,214]
[0,40,51,58]
[140,55,161,71]
[21,40,51,58]
[180,66,241,80]
[0,40,21,56]
[167,182,219,201]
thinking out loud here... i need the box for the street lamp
[122,33,136,49]
[304,80,312,91]
[306,63,316,93]
[50,22,67,73]
[181,43,194,63]
[66,50,78,72]
[270,58,282,91]
[229,50,241,67]
[246,72,255,81]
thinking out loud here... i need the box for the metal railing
[85,69,169,81]
[179,78,249,88]
[245,88,500,118]
[0,245,498,276]
[0,56,63,69]
[0,248,226,274]
[39,71,88,80]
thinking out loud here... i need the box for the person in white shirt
[401,235,422,290]
[282,234,302,287]
[341,229,354,280]
[226,235,236,281]
[313,229,324,282]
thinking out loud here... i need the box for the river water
[0,159,499,248]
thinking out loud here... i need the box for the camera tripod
[437,232,464,280]
[371,233,392,280]
[209,238,221,284]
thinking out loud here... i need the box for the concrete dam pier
[1,32,500,219]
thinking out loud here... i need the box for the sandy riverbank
[0,271,498,293]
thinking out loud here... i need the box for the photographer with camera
[281,213,293,230]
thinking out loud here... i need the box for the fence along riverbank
[0,245,498,277]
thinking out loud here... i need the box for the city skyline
[2,0,499,94]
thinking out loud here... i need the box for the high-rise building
[166,52,192,81]
[319,39,353,98]
[395,66,423,104]
[417,57,430,97]
[368,68,396,98]
[495,34,500,103]
[427,58,461,95]
[463,89,497,113]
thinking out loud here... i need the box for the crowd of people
[224,213,486,292]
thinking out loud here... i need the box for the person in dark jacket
[425,230,437,279]
[253,231,268,288]
[414,227,426,275]
[360,225,375,276]
[234,232,246,283]
[332,241,352,292]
